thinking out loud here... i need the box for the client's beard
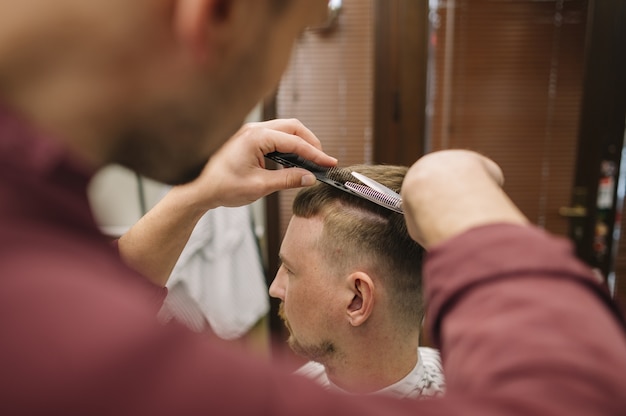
[278,302,335,362]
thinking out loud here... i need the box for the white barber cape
[160,204,269,340]
[295,347,446,399]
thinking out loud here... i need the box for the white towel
[163,205,269,340]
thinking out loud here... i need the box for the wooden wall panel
[276,0,374,239]
[428,0,588,237]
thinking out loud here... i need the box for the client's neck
[323,330,420,394]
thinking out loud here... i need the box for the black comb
[265,151,356,193]
[265,152,404,214]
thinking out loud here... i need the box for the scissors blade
[345,181,403,214]
[351,171,401,198]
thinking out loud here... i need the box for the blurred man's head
[269,164,425,363]
[0,0,329,183]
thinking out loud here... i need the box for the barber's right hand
[400,150,527,250]
[178,118,337,212]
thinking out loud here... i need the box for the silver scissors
[345,171,403,214]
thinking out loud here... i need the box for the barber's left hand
[179,118,336,211]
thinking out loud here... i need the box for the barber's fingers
[405,150,503,187]
[250,118,323,149]
[401,150,525,249]
[195,165,315,209]
[255,167,317,194]
[241,120,337,168]
[481,156,505,187]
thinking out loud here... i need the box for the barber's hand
[400,150,527,250]
[180,118,336,211]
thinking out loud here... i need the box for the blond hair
[292,164,424,332]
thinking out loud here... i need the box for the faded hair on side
[292,164,425,331]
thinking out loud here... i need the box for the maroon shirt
[1,106,625,415]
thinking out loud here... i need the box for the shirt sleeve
[423,223,626,415]
[7,223,625,415]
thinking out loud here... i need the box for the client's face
[269,215,342,363]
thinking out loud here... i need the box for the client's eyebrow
[277,254,294,271]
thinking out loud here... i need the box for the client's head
[269,164,425,363]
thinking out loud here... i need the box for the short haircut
[292,164,425,332]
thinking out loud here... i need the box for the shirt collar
[376,349,425,398]
[325,350,425,399]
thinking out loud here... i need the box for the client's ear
[346,272,374,327]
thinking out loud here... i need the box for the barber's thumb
[273,168,316,190]
[300,173,316,186]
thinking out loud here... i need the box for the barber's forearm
[117,184,210,287]
[115,119,335,287]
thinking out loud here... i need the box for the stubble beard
[278,302,335,362]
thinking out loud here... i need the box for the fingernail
[301,174,316,186]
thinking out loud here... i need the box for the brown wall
[428,0,588,238]
[276,0,374,238]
